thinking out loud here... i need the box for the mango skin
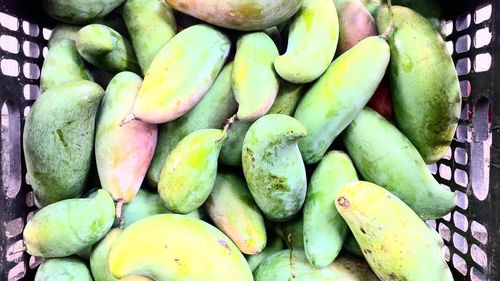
[159,129,226,214]
[303,151,358,267]
[95,72,157,203]
[281,216,304,250]
[247,235,285,272]
[109,214,253,280]
[121,190,170,228]
[166,0,302,31]
[146,63,237,186]
[343,108,456,220]
[42,0,125,24]
[343,233,363,257]
[90,228,121,281]
[274,0,339,83]
[35,257,93,281]
[254,250,379,280]
[123,0,177,73]
[335,181,453,281]
[294,36,390,164]
[48,24,81,48]
[233,32,279,122]
[23,189,115,258]
[133,24,230,124]
[377,6,461,164]
[242,114,307,222]
[23,80,104,207]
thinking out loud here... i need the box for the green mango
[242,114,307,222]
[90,228,121,281]
[35,257,93,281]
[42,0,125,24]
[233,32,280,122]
[392,0,442,19]
[158,129,226,214]
[23,189,115,258]
[146,63,237,186]
[342,108,456,220]
[247,235,285,272]
[281,216,303,250]
[121,190,170,228]
[274,0,339,83]
[40,39,93,92]
[24,80,104,207]
[205,171,267,255]
[132,24,230,124]
[303,151,358,267]
[294,36,390,164]
[335,181,453,281]
[343,233,363,257]
[166,0,302,31]
[359,0,382,16]
[95,72,157,204]
[123,0,177,72]
[76,24,140,73]
[254,250,379,280]
[377,6,460,164]
[220,82,304,167]
[48,24,81,48]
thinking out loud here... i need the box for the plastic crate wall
[0,0,498,280]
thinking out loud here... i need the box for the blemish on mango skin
[337,196,350,208]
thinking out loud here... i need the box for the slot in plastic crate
[0,0,498,280]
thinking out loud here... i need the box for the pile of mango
[22,0,461,280]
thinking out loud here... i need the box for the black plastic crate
[0,0,498,280]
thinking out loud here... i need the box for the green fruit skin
[219,81,304,167]
[377,6,461,164]
[158,129,226,214]
[121,190,171,227]
[90,228,121,281]
[205,172,267,255]
[343,233,363,257]
[335,181,453,281]
[303,151,358,267]
[242,114,307,222]
[281,215,304,249]
[35,257,93,281]
[133,24,230,124]
[48,24,81,48]
[247,235,285,272]
[233,32,280,122]
[254,250,379,280]
[76,24,140,73]
[342,108,456,220]
[392,0,442,18]
[123,0,177,73]
[294,36,390,164]
[274,0,339,83]
[23,80,104,207]
[42,0,125,24]
[166,0,303,31]
[23,189,115,258]
[41,39,93,92]
[360,0,382,16]
[146,63,237,186]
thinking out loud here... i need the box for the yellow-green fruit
[335,181,454,281]
[247,235,285,272]
[35,257,93,281]
[120,189,170,227]
[42,0,125,24]
[233,32,279,122]
[108,214,253,280]
[281,216,304,249]
[274,0,339,83]
[90,228,121,281]
[133,24,230,124]
[48,23,81,48]
[158,129,226,214]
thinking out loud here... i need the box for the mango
[281,216,304,250]
[35,257,92,281]
[23,189,115,258]
[95,72,157,204]
[294,36,390,164]
[146,63,237,186]
[392,0,442,19]
[24,80,104,207]
[254,250,379,280]
[247,235,285,272]
[40,39,92,92]
[123,0,177,72]
[132,24,230,124]
[233,32,279,122]
[42,0,125,24]
[205,171,267,255]
[48,24,81,48]
[158,129,226,214]
[76,24,140,73]
[360,0,382,16]
[108,214,253,280]
[274,0,339,83]
[120,190,170,228]
[242,114,307,221]
[335,181,453,281]
[166,0,302,31]
[303,151,358,267]
[377,6,461,164]
[90,228,121,281]
[343,233,363,257]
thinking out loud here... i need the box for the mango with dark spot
[281,215,304,250]
[377,6,461,164]
[335,181,454,281]
[35,257,93,281]
[42,0,124,24]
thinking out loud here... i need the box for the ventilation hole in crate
[29,256,43,269]
[456,58,470,76]
[22,41,40,58]
[474,4,492,24]
[455,190,469,210]
[1,59,20,77]
[23,106,30,117]
[471,244,487,268]
[455,34,471,54]
[27,210,36,222]
[452,254,468,276]
[0,12,19,31]
[471,221,488,245]
[43,46,48,58]
[443,246,450,262]
[0,35,19,54]
[25,172,31,186]
[471,267,487,281]
[454,147,468,165]
[442,212,451,221]
[443,20,453,36]
[22,21,39,37]
[439,164,452,180]
[473,53,491,73]
[453,232,468,254]
[459,80,471,98]
[427,220,437,229]
[42,27,52,40]
[445,41,454,55]
[1,101,22,199]
[428,163,437,175]
[454,168,468,187]
[453,211,469,232]
[6,240,25,262]
[456,124,471,142]
[474,27,492,48]
[23,62,40,80]
[443,147,452,160]
[23,84,40,100]
[5,217,24,238]
[438,223,451,241]
[26,191,35,207]
[8,261,25,281]
[455,13,471,32]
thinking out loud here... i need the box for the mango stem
[116,198,125,228]
[216,114,237,142]
[380,0,395,40]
